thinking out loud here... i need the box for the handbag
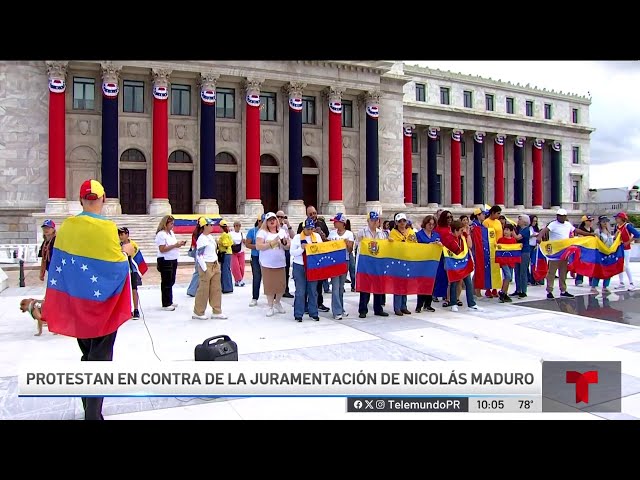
[231,233,243,253]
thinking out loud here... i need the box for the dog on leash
[20,298,55,336]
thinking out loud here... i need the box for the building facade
[0,60,594,244]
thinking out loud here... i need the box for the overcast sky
[405,61,640,189]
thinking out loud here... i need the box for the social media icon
[365,400,374,409]
[376,400,385,409]
[353,400,363,410]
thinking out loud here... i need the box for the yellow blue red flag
[356,239,442,295]
[304,240,348,281]
[173,214,223,234]
[540,235,624,278]
[442,236,475,283]
[42,213,132,338]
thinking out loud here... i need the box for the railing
[0,244,40,264]
[573,201,640,214]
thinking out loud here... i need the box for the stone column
[284,81,307,217]
[473,131,485,207]
[403,124,414,206]
[324,86,346,216]
[550,140,562,209]
[450,129,463,207]
[532,138,544,209]
[242,78,264,217]
[100,62,122,216]
[513,136,526,209]
[363,90,382,213]
[149,68,172,215]
[195,72,220,214]
[45,61,69,214]
[426,127,440,208]
[494,134,506,207]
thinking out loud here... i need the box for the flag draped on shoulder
[42,214,131,339]
[442,236,474,283]
[539,235,624,278]
[471,225,501,290]
[303,239,348,281]
[356,239,442,295]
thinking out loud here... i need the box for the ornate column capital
[403,124,415,137]
[533,138,545,149]
[474,131,485,143]
[451,129,464,141]
[427,126,440,139]
[46,61,68,93]
[243,77,264,94]
[494,133,507,145]
[551,140,562,151]
[100,62,122,97]
[151,68,172,100]
[283,81,306,98]
[198,72,219,104]
[323,86,345,103]
[361,89,380,118]
[515,136,526,147]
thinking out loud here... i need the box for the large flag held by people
[470,225,502,290]
[531,245,549,281]
[42,214,132,338]
[540,235,624,278]
[442,236,475,283]
[304,240,348,281]
[356,239,441,295]
[173,214,223,234]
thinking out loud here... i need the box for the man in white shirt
[537,208,578,299]
[356,211,390,318]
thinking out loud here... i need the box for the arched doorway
[168,150,193,214]
[215,152,238,214]
[260,154,279,214]
[302,155,319,209]
[119,148,147,214]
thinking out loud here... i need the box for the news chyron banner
[18,361,622,414]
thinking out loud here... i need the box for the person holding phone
[155,215,186,311]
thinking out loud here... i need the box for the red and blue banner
[356,239,441,295]
[443,236,475,283]
[42,214,131,338]
[304,240,348,281]
[132,249,148,276]
[471,225,501,290]
[173,214,223,234]
[531,246,549,282]
[495,243,522,266]
[540,235,624,278]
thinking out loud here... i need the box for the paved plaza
[2,261,640,420]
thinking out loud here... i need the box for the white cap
[556,208,568,216]
[395,213,407,222]
[264,212,277,221]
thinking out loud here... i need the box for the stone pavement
[2,264,640,420]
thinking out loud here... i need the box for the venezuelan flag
[443,237,475,283]
[173,214,223,234]
[357,239,441,295]
[304,240,348,281]
[471,225,502,290]
[42,214,132,339]
[495,243,522,265]
[132,249,148,276]
[540,235,624,278]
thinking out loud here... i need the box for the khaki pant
[194,261,222,316]
[546,260,568,294]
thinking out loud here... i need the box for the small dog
[20,298,54,336]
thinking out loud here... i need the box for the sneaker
[343,312,349,317]
[334,314,343,320]
[503,294,512,303]
[162,306,176,311]
[602,288,611,295]
[590,287,598,295]
[546,293,554,299]
[312,316,320,321]
[616,284,626,290]
[283,292,294,298]
[318,305,330,312]
[266,307,275,317]
[469,305,482,311]
[192,314,208,320]
[560,291,574,298]
[171,303,178,308]
[451,305,459,312]
[274,302,286,314]
[295,317,302,323]
[211,313,228,319]
[629,284,636,291]
[132,309,140,320]
[239,281,246,287]
[249,299,258,307]
[234,281,240,287]
[518,293,527,298]
[492,289,499,298]
[359,312,367,318]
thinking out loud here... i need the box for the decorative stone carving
[533,138,545,149]
[303,131,314,146]
[343,136,351,149]
[199,72,219,104]
[452,129,464,141]
[46,61,68,93]
[128,122,139,137]
[495,134,506,145]
[176,124,186,140]
[100,62,122,98]
[243,78,264,107]
[221,127,231,142]
[474,131,485,143]
[403,124,414,137]
[427,126,440,139]
[263,129,274,144]
[284,81,306,111]
[78,120,89,135]
[324,86,345,103]
[151,68,171,100]
[362,90,381,119]
[515,136,526,147]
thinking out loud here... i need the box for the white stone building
[0,60,594,244]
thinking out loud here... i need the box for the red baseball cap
[615,212,628,220]
[79,179,105,200]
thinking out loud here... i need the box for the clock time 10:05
[476,399,504,410]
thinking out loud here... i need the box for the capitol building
[0,60,593,245]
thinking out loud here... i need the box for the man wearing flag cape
[42,179,134,420]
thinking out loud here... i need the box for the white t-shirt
[328,229,355,260]
[196,234,219,263]
[257,229,286,268]
[155,230,180,260]
[290,232,322,266]
[547,220,575,241]
[230,230,244,246]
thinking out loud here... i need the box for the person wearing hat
[470,208,487,227]
[38,219,57,283]
[118,226,142,320]
[192,217,228,320]
[591,216,615,294]
[217,220,234,294]
[155,215,187,310]
[389,213,417,315]
[256,212,291,316]
[327,213,354,320]
[613,211,640,290]
[187,217,206,297]
[574,215,596,287]
[245,214,265,306]
[297,206,331,312]
[537,208,584,299]
[290,217,322,322]
[355,211,389,318]
[43,179,135,420]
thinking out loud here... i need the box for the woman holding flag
[591,216,615,294]
[328,213,354,320]
[445,221,480,312]
[290,218,322,322]
[415,215,441,313]
[389,213,417,316]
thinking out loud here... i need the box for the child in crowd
[118,226,141,319]
[496,224,517,303]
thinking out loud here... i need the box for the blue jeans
[251,255,261,300]
[187,258,199,296]
[221,253,234,293]
[575,274,591,286]
[449,276,476,307]
[515,251,531,295]
[331,274,347,316]
[590,277,611,288]
[293,263,318,318]
[393,295,408,312]
[348,251,356,289]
